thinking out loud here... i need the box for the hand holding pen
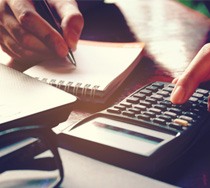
[0,0,84,67]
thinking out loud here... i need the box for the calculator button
[192,93,203,99]
[133,93,146,100]
[151,94,163,100]
[152,82,164,88]
[149,108,162,114]
[145,98,157,104]
[153,104,167,111]
[153,118,166,125]
[167,84,175,88]
[158,115,172,121]
[168,123,184,131]
[162,87,173,92]
[164,97,171,101]
[199,101,207,108]
[133,104,147,111]
[143,111,156,118]
[139,101,151,107]
[122,111,136,117]
[196,89,209,95]
[126,97,139,104]
[169,108,182,114]
[164,111,177,118]
[114,105,126,111]
[159,100,172,107]
[157,91,169,97]
[129,108,141,114]
[173,119,189,126]
[146,86,158,92]
[140,89,152,95]
[120,102,132,108]
[179,115,193,122]
[189,97,198,103]
[107,108,121,114]
[137,114,150,121]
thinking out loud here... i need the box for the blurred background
[178,0,210,17]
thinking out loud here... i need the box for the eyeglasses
[0,125,63,188]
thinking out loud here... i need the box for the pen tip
[67,52,76,66]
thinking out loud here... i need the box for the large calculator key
[173,119,189,127]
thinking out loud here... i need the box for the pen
[35,0,77,66]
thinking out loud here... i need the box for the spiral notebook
[23,40,144,103]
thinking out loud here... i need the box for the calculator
[59,82,210,176]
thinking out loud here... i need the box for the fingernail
[170,85,186,104]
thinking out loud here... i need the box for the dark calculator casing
[59,82,210,176]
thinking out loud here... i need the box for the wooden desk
[58,0,210,187]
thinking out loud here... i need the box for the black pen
[35,0,76,66]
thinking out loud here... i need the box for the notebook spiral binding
[36,77,100,101]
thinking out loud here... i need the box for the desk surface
[56,0,210,187]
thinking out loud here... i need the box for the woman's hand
[170,43,210,111]
[0,0,84,67]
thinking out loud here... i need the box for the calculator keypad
[105,82,209,134]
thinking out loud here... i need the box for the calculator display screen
[93,121,163,145]
[70,117,175,156]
